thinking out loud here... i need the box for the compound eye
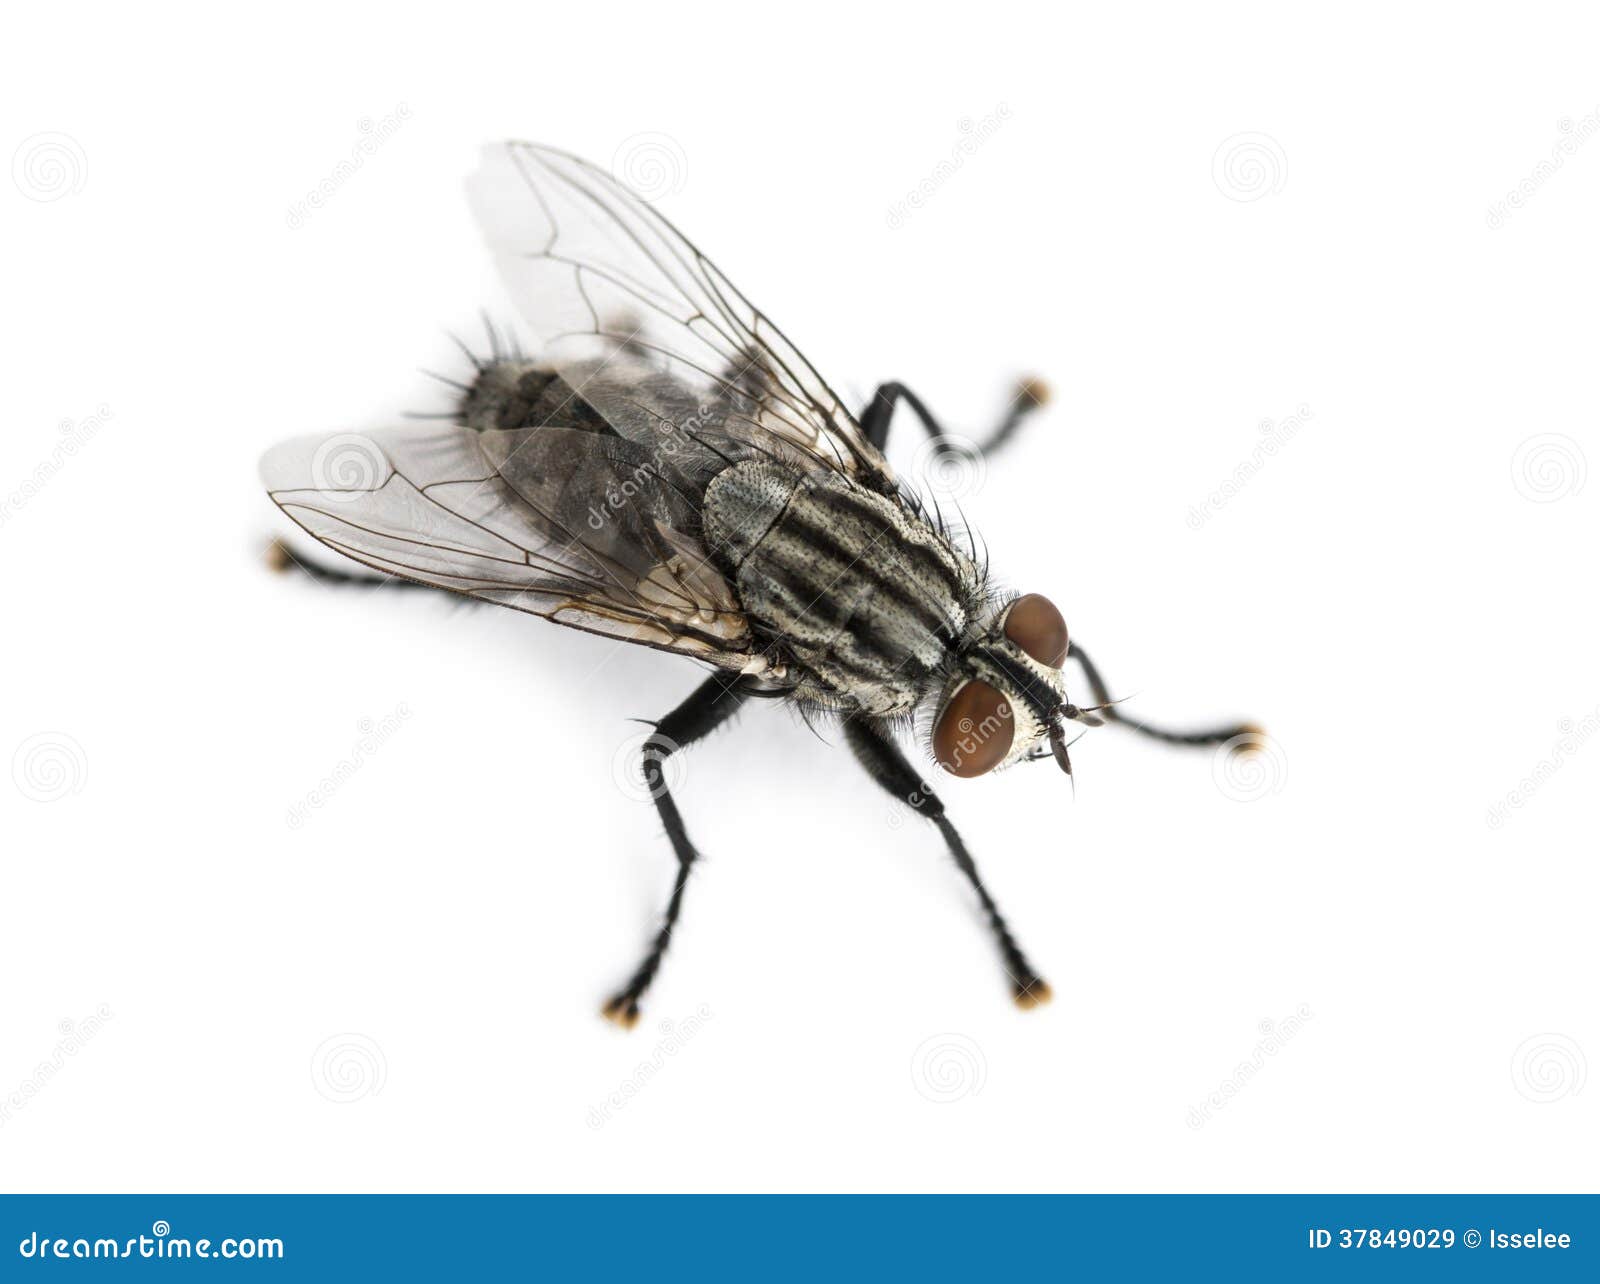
[931,680,1015,777]
[1004,593,1069,668]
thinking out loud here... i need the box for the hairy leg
[1068,641,1261,749]
[602,673,752,1028]
[844,717,1051,1009]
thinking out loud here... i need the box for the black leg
[858,378,1050,457]
[602,673,752,1028]
[843,717,1051,1009]
[265,538,439,593]
[1067,641,1262,749]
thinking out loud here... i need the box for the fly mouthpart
[1045,708,1076,782]
[1045,701,1102,792]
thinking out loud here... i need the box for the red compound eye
[1003,593,1069,668]
[932,680,1015,778]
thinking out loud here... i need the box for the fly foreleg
[1068,641,1263,751]
[602,673,752,1028]
[844,717,1051,1010]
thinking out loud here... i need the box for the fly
[261,142,1262,1026]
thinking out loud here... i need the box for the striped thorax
[703,460,982,716]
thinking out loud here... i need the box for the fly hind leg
[264,539,439,593]
[602,673,751,1028]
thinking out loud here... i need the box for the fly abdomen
[459,360,615,435]
[703,460,978,713]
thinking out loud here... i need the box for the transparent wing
[467,141,895,487]
[260,424,760,669]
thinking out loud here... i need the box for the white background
[1,1,1594,1193]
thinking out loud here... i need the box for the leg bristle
[264,538,293,574]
